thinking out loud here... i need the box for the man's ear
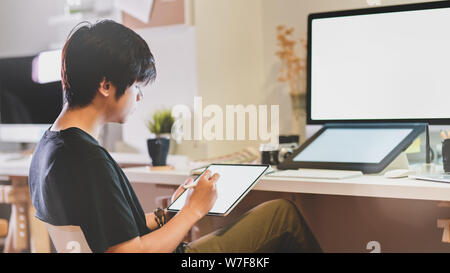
[98,78,113,97]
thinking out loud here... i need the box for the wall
[192,0,265,157]
[192,0,438,158]
[118,0,266,158]
[0,0,64,58]
[121,25,199,154]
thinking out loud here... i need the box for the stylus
[183,183,198,189]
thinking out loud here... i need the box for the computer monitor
[307,1,450,125]
[0,55,63,143]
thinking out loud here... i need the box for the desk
[124,167,450,202]
[124,166,450,246]
[1,152,449,252]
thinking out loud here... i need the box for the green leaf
[146,108,175,135]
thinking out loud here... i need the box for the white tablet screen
[293,128,413,164]
[167,164,269,215]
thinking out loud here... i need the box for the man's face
[105,82,143,123]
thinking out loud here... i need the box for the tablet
[167,164,270,216]
[278,123,425,174]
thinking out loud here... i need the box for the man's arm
[145,212,158,231]
[106,207,200,253]
[144,177,194,231]
[105,171,219,253]
[145,210,176,231]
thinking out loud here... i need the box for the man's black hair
[61,20,156,108]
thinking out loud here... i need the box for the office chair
[45,223,92,253]
[0,218,7,237]
[0,219,7,252]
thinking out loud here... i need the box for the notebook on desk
[409,174,450,184]
[268,169,363,180]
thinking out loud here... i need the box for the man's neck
[51,103,106,140]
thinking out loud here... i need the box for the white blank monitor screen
[168,164,268,216]
[310,6,450,122]
[293,128,412,164]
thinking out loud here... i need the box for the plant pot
[147,137,170,166]
[290,92,306,142]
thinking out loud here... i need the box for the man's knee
[256,199,301,224]
[264,199,298,214]
[270,199,307,225]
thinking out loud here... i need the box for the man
[29,20,321,253]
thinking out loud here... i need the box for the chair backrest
[0,219,8,237]
[45,223,92,253]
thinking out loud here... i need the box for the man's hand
[108,171,220,253]
[171,177,195,203]
[182,170,219,220]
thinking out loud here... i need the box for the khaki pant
[183,199,322,253]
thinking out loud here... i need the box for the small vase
[147,137,170,166]
[290,92,306,143]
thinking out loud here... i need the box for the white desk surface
[0,152,150,177]
[0,153,32,177]
[2,152,450,202]
[123,166,450,202]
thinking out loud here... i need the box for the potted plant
[146,109,174,166]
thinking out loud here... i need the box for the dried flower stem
[275,25,307,96]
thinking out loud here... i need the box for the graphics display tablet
[167,164,270,216]
[278,123,425,174]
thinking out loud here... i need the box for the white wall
[192,0,264,157]
[191,0,439,158]
[122,25,198,154]
[123,0,266,158]
[0,0,65,58]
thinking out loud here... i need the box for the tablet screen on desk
[293,128,412,164]
[278,123,425,174]
[167,164,270,216]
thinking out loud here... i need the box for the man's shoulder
[31,129,114,177]
[60,132,107,158]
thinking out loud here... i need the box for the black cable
[0,80,3,123]
[426,124,430,164]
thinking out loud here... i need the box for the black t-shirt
[29,127,151,252]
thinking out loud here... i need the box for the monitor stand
[378,152,409,174]
[377,152,441,175]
